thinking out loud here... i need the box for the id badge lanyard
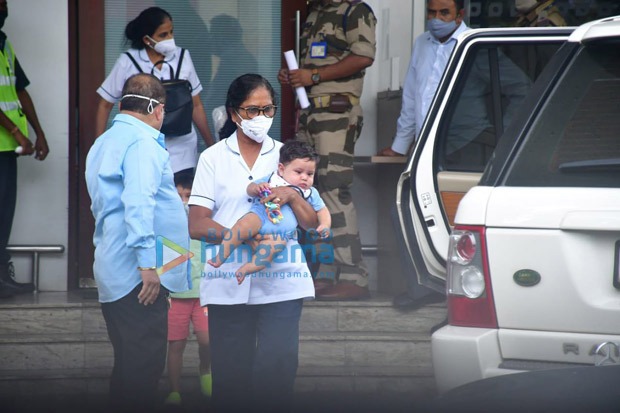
[310,41,328,59]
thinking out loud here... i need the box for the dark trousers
[209,299,303,413]
[0,152,17,266]
[100,284,168,412]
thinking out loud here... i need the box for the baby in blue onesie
[208,141,331,284]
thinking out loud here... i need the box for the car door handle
[560,211,620,231]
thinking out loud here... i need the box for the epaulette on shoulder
[343,1,373,35]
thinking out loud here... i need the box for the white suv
[396,17,620,393]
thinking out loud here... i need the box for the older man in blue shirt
[379,0,469,157]
[86,73,189,412]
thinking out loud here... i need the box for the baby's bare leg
[236,238,287,284]
[208,213,262,268]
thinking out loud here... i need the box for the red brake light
[455,232,476,264]
[447,225,498,329]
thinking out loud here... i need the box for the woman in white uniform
[95,7,214,176]
[188,74,318,412]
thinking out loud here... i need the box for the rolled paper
[284,50,310,109]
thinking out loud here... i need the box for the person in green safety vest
[0,0,49,299]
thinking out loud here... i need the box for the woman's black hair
[125,7,172,50]
[219,74,278,141]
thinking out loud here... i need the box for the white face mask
[236,114,273,143]
[120,94,161,114]
[515,0,538,12]
[148,36,176,57]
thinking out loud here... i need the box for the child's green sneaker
[165,391,182,405]
[200,373,212,397]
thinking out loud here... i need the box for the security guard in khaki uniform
[278,0,376,300]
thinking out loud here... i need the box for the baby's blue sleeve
[308,187,326,211]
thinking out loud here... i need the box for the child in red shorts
[165,173,211,405]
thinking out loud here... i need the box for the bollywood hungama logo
[155,236,194,275]
[155,229,334,275]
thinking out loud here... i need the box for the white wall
[357,0,426,156]
[5,0,69,290]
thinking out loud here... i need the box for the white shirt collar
[136,47,177,63]
[224,131,278,156]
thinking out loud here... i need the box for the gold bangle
[137,266,157,271]
[9,126,18,135]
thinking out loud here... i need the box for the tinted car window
[437,42,563,173]
[505,42,620,188]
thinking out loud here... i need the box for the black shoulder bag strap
[125,51,173,80]
[125,49,185,80]
[175,48,186,80]
[125,50,183,80]
[150,48,186,80]
[124,52,144,73]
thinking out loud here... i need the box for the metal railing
[6,245,65,293]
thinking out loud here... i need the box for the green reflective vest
[0,39,27,152]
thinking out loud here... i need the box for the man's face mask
[428,18,458,40]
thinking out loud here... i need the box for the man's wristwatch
[311,68,321,85]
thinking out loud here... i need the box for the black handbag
[125,49,194,137]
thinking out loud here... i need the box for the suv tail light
[447,226,498,328]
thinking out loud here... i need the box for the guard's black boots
[0,262,34,295]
